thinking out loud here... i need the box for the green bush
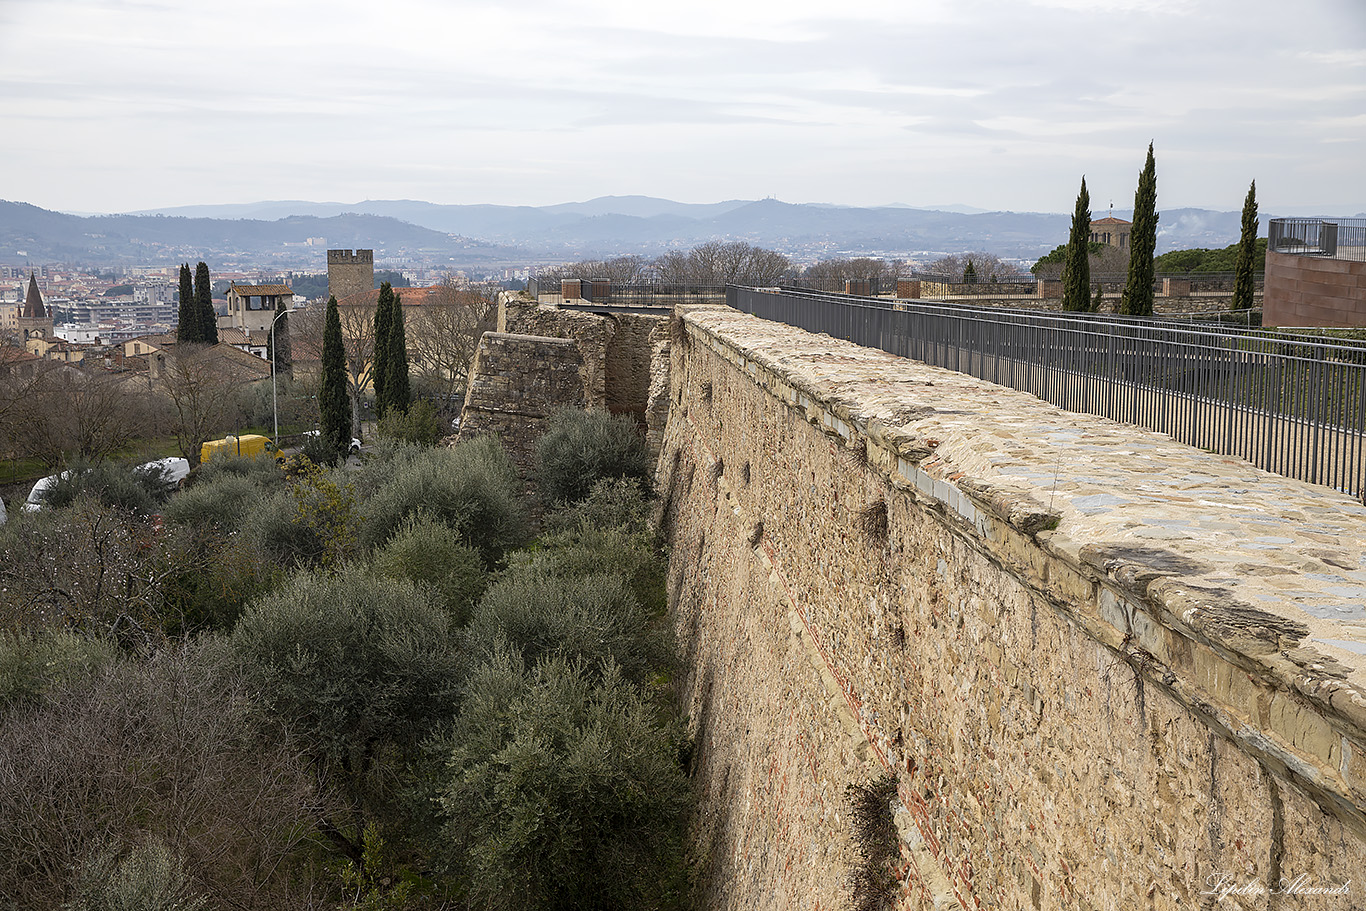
[372,515,487,626]
[162,473,263,532]
[515,523,668,620]
[66,836,207,911]
[437,653,690,911]
[41,461,159,515]
[541,477,655,538]
[358,437,525,562]
[535,409,652,506]
[0,629,117,707]
[193,454,284,489]
[231,570,463,785]
[464,568,659,682]
[377,399,445,446]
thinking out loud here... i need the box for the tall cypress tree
[1062,177,1091,312]
[1231,180,1259,311]
[176,263,197,342]
[372,282,394,415]
[1121,143,1158,317]
[194,261,219,344]
[382,289,410,415]
[319,295,352,462]
[271,310,292,377]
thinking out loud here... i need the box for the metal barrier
[728,285,1366,499]
[1270,217,1366,262]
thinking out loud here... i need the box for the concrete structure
[327,249,374,302]
[659,305,1365,910]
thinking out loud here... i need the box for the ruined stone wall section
[457,332,586,478]
[498,298,671,458]
[660,308,1366,910]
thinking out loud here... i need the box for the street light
[269,305,291,444]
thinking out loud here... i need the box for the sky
[2,0,1365,217]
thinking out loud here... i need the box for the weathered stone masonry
[659,307,1366,910]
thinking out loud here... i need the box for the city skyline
[2,0,1364,217]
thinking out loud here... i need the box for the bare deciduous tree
[1,364,153,470]
[407,280,499,407]
[925,251,1019,282]
[158,345,253,467]
[0,640,326,911]
[652,241,791,285]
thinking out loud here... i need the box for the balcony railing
[1269,217,1366,262]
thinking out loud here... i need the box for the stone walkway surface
[687,306,1366,714]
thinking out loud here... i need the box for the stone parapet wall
[660,307,1366,910]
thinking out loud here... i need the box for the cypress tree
[194,261,218,344]
[1062,177,1091,312]
[382,289,410,415]
[1231,180,1258,311]
[1121,143,1158,316]
[176,263,197,342]
[319,295,352,462]
[372,282,394,415]
[962,259,977,284]
[1092,282,1104,313]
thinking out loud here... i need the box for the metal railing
[1269,217,1366,262]
[729,285,1366,499]
[531,280,727,308]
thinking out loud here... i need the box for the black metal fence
[529,279,727,307]
[729,285,1366,499]
[1269,217,1366,262]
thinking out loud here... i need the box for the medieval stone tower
[327,249,374,301]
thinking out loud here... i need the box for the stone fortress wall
[658,306,1366,910]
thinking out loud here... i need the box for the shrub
[162,473,263,532]
[300,431,343,467]
[541,477,655,538]
[372,515,487,625]
[535,409,652,507]
[0,639,321,911]
[41,461,158,515]
[249,462,358,570]
[514,523,668,620]
[464,568,658,682]
[231,570,463,792]
[0,629,117,707]
[437,653,690,911]
[358,437,525,562]
[192,454,284,489]
[0,498,195,640]
[377,399,444,446]
[66,836,207,911]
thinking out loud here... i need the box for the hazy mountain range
[2,196,1352,272]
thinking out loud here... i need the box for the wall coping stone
[679,305,1366,831]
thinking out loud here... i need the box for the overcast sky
[3,0,1364,216]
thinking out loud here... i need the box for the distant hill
[1,195,1273,270]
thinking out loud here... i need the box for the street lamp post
[269,306,291,444]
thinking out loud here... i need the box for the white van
[22,472,68,512]
[134,457,191,490]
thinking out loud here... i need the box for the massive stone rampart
[660,306,1366,910]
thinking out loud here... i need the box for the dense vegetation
[1152,237,1268,274]
[0,411,689,911]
